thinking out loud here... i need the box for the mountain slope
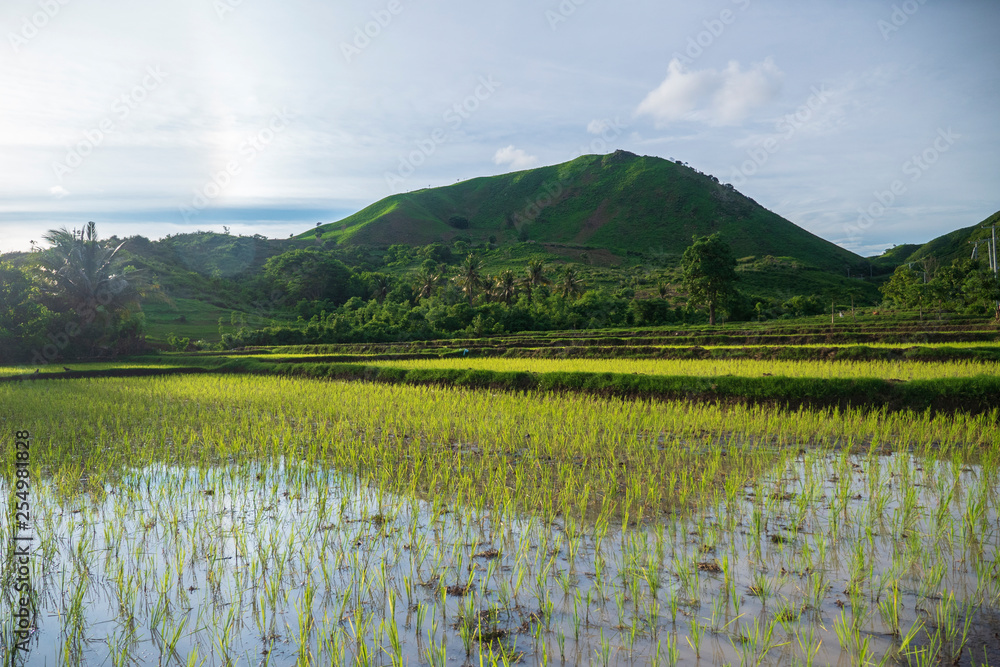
[302,151,865,272]
[905,210,1000,265]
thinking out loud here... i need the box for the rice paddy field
[2,330,1000,665]
[0,363,177,378]
[358,357,1000,381]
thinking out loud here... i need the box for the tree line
[3,224,997,362]
[880,257,1000,320]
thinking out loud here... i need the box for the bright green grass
[3,375,998,664]
[0,362,176,376]
[361,356,1000,380]
[143,297,280,343]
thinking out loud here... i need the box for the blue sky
[1,0,997,257]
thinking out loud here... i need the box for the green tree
[881,265,929,317]
[495,270,518,304]
[557,266,584,300]
[0,262,54,362]
[414,266,444,303]
[681,233,737,325]
[522,259,549,300]
[365,272,391,304]
[961,260,1000,320]
[455,254,483,304]
[263,248,354,304]
[36,222,152,348]
[928,259,968,315]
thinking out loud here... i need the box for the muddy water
[1,450,997,665]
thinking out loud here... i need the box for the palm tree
[495,270,518,304]
[522,259,548,299]
[36,221,152,351]
[455,254,483,304]
[37,222,148,317]
[558,266,584,300]
[481,275,498,303]
[414,266,443,302]
[369,273,391,303]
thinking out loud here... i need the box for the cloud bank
[636,58,784,127]
[493,145,539,170]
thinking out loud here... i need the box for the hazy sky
[1,0,997,257]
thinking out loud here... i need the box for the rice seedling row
[2,375,999,664]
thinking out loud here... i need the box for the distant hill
[869,243,922,269]
[301,151,865,273]
[907,210,1000,265]
[869,210,1000,268]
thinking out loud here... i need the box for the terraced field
[2,317,999,665]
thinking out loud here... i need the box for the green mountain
[869,210,1000,268]
[301,151,865,273]
[905,210,1000,266]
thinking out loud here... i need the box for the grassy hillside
[301,151,866,273]
[906,210,1000,265]
[867,210,1000,270]
[868,243,921,269]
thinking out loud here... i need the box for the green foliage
[37,222,150,317]
[32,222,153,357]
[682,233,738,325]
[263,248,355,305]
[882,258,1000,320]
[881,265,929,316]
[906,210,1000,266]
[166,332,190,352]
[455,254,484,304]
[420,243,454,265]
[0,261,55,362]
[557,266,585,300]
[301,152,865,273]
[780,295,826,318]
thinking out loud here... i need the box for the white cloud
[493,145,539,170]
[49,186,70,199]
[636,58,784,127]
[587,119,609,135]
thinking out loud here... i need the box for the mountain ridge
[870,210,1000,267]
[301,151,866,273]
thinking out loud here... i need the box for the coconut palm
[36,222,153,352]
[455,254,484,304]
[37,222,148,317]
[495,270,518,304]
[414,266,443,302]
[527,259,548,287]
[522,259,548,299]
[369,273,391,303]
[558,266,585,300]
